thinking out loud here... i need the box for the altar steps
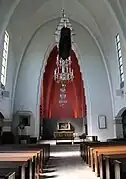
[39,138,81,146]
[50,144,80,152]
[50,144,80,157]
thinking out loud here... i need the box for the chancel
[54,122,75,142]
[1,0,126,179]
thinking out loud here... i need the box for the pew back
[114,159,126,179]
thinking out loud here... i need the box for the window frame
[1,30,9,89]
[115,33,124,88]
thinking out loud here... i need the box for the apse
[40,46,86,119]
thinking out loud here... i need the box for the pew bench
[0,144,50,179]
[0,151,41,178]
[95,150,126,176]
[80,141,126,165]
[90,146,126,176]
[0,151,41,179]
[0,168,16,179]
[0,147,43,171]
[80,141,126,179]
[0,144,50,165]
[0,145,47,170]
[80,141,100,163]
[0,157,32,179]
[21,144,50,164]
[99,154,126,179]
[114,159,126,179]
[88,144,126,166]
[0,161,28,179]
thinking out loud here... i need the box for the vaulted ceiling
[0,0,125,65]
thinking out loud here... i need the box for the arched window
[115,34,124,88]
[1,30,9,89]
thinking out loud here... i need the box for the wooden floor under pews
[80,139,126,179]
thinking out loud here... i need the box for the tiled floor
[40,143,99,179]
[41,156,98,179]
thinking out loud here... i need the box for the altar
[54,131,74,140]
[54,122,75,141]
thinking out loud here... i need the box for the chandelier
[54,55,74,83]
[54,10,74,84]
[54,10,75,105]
[59,83,67,106]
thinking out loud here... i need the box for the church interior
[1,0,126,178]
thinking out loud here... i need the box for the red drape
[40,46,87,119]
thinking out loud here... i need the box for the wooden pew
[0,157,32,179]
[91,146,126,176]
[95,150,126,177]
[114,159,126,179]
[0,150,41,171]
[95,150,126,175]
[0,151,41,179]
[80,142,100,160]
[0,151,41,178]
[23,144,50,164]
[80,141,126,166]
[0,143,50,179]
[80,141,126,179]
[99,154,126,179]
[0,146,43,171]
[0,168,16,179]
[0,161,28,179]
[80,141,100,163]
[0,144,49,172]
[0,144,50,165]
[22,144,50,164]
[87,142,126,165]
[90,145,126,168]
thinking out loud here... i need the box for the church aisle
[40,144,99,179]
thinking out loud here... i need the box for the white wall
[73,23,114,141]
[14,20,57,137]
[100,0,126,118]
[14,19,114,140]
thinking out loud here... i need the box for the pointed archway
[40,45,86,119]
[40,45,87,139]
